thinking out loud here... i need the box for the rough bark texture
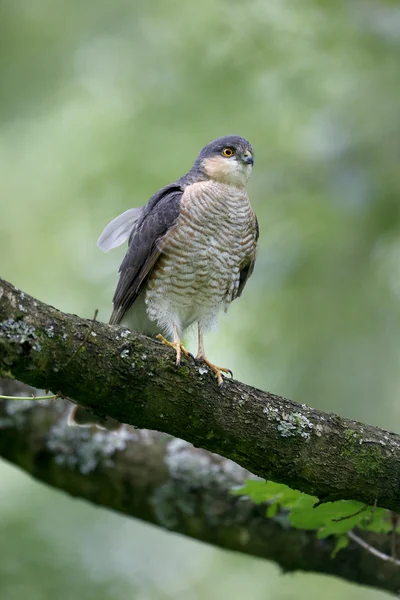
[0,381,399,596]
[1,277,400,512]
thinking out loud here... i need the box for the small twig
[348,531,400,566]
[64,308,98,367]
[332,505,368,522]
[0,394,58,401]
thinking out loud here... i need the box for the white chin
[228,162,251,186]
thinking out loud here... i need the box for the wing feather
[235,214,259,299]
[109,183,183,325]
[97,207,142,252]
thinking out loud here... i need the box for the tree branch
[1,381,400,596]
[1,277,400,512]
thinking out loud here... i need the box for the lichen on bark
[1,387,400,596]
[1,276,400,514]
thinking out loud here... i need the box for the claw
[196,355,233,387]
[156,334,194,367]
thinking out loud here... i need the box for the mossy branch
[1,276,400,514]
[1,383,400,596]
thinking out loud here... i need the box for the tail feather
[110,293,158,335]
[109,307,123,326]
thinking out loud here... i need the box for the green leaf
[266,503,279,518]
[318,516,362,538]
[288,496,323,529]
[231,480,271,504]
[331,535,349,558]
[263,482,303,508]
[232,480,303,507]
[234,480,392,544]
[360,508,392,534]
[290,500,367,533]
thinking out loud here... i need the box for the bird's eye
[222,147,235,157]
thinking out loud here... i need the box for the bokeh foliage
[234,479,396,558]
[0,1,399,598]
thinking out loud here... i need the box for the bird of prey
[70,134,258,427]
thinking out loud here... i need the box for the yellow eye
[222,147,235,157]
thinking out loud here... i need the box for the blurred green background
[1,0,399,598]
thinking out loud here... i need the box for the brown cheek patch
[202,156,231,181]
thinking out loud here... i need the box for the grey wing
[235,214,259,299]
[109,183,183,325]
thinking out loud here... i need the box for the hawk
[70,135,258,427]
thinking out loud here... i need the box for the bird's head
[194,135,254,187]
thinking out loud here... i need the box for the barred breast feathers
[144,179,257,336]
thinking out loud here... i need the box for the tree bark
[0,380,399,596]
[1,277,400,511]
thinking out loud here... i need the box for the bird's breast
[146,180,256,330]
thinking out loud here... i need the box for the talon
[200,357,233,387]
[156,333,194,366]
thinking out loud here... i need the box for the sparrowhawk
[70,135,258,427]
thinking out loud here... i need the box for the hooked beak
[242,151,254,166]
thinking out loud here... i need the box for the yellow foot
[156,334,194,367]
[196,355,233,387]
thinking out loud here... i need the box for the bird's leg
[195,325,205,361]
[195,325,233,387]
[156,325,193,367]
